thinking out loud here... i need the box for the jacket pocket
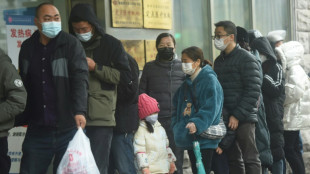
[87,91,115,121]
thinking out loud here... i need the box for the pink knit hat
[138,93,160,120]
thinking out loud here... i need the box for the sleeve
[284,68,307,105]
[93,64,120,85]
[0,61,27,123]
[188,75,224,135]
[262,63,284,98]
[232,57,262,121]
[68,38,89,116]
[218,127,236,150]
[139,64,148,94]
[110,41,132,86]
[134,126,149,169]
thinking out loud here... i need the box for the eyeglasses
[212,34,230,40]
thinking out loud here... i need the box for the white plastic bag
[57,127,100,174]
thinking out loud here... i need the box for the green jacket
[0,49,27,137]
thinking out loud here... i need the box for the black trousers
[0,137,11,174]
[188,148,214,174]
[284,130,305,174]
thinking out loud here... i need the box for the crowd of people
[0,2,310,174]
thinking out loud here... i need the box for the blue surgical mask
[41,21,62,38]
[75,31,93,42]
[145,113,158,125]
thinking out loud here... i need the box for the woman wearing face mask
[171,46,224,174]
[134,93,176,174]
[139,33,185,173]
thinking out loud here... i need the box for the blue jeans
[20,126,77,174]
[108,132,136,174]
[86,126,113,174]
[272,159,284,174]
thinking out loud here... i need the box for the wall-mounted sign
[145,40,157,63]
[121,40,145,70]
[143,0,172,29]
[111,0,143,28]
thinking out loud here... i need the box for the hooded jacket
[69,3,131,126]
[171,65,223,150]
[251,37,285,162]
[139,55,185,120]
[0,49,27,137]
[276,41,310,130]
[214,45,261,123]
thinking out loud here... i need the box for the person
[237,27,273,173]
[0,48,27,174]
[109,53,140,174]
[213,21,262,174]
[275,41,310,174]
[172,46,223,174]
[267,30,286,50]
[251,37,286,174]
[68,3,132,174]
[139,33,185,173]
[134,93,176,174]
[17,3,88,174]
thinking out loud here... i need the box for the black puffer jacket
[114,53,139,133]
[251,37,285,162]
[214,45,262,123]
[139,56,185,119]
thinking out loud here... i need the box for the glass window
[173,0,212,61]
[254,0,290,39]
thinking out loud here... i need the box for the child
[134,93,176,174]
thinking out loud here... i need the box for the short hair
[181,46,212,67]
[35,2,55,18]
[155,33,176,50]
[215,21,237,42]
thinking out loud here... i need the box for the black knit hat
[236,26,249,43]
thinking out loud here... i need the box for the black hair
[70,15,86,23]
[215,21,237,42]
[145,121,154,133]
[181,46,212,67]
[155,33,176,50]
[35,2,54,18]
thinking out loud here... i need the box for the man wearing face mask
[68,3,132,174]
[139,33,185,174]
[251,37,285,174]
[17,2,88,174]
[213,21,262,174]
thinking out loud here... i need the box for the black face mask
[157,47,174,61]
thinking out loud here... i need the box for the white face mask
[75,31,93,42]
[182,62,196,75]
[214,37,229,51]
[145,113,158,125]
[259,54,268,63]
[41,21,62,38]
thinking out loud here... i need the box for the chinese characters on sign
[121,40,145,70]
[143,0,172,29]
[111,0,143,28]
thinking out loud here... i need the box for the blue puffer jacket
[171,65,223,150]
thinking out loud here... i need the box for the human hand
[186,122,197,134]
[228,115,239,130]
[74,114,86,129]
[216,147,223,155]
[169,162,176,174]
[142,167,150,174]
[86,57,96,71]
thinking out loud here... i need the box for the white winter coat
[133,120,175,174]
[276,41,310,130]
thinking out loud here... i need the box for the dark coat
[17,31,88,129]
[114,53,139,133]
[139,56,185,119]
[214,45,262,123]
[251,37,285,161]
